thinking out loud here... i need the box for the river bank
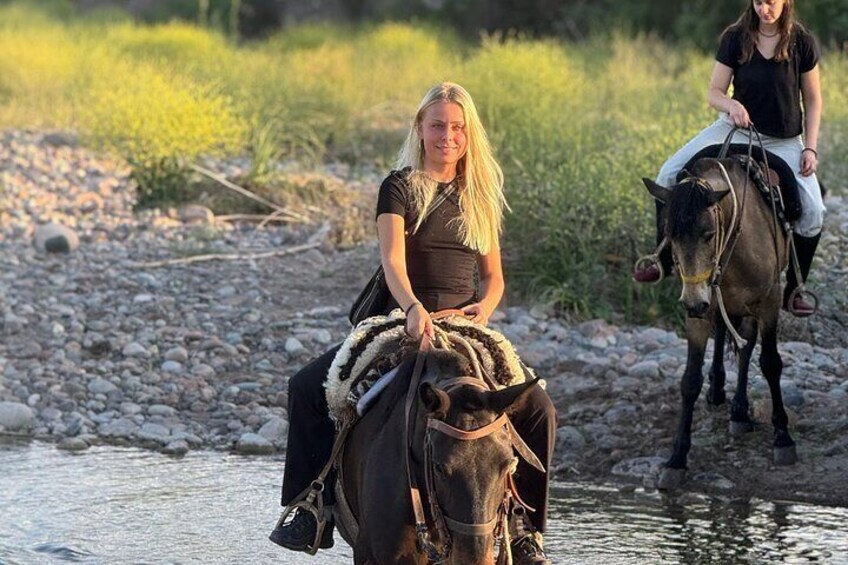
[2,130,847,506]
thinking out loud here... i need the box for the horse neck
[717,169,788,283]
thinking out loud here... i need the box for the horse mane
[375,351,417,423]
[374,347,475,424]
[666,176,718,239]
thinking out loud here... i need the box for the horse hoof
[657,467,686,491]
[706,391,726,408]
[729,420,755,436]
[774,445,798,466]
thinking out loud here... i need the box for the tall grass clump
[73,48,245,206]
[460,34,715,320]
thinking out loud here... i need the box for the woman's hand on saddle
[727,100,751,128]
[406,304,434,341]
[800,149,818,177]
[460,302,493,326]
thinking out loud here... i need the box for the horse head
[643,173,731,318]
[416,349,538,565]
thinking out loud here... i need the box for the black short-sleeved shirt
[716,26,819,138]
[376,169,477,312]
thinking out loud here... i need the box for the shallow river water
[1,440,846,564]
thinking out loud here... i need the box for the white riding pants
[656,114,825,237]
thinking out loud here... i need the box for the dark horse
[334,344,539,564]
[643,156,798,489]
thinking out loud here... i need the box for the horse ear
[642,178,672,203]
[707,189,730,205]
[419,382,450,415]
[485,378,539,415]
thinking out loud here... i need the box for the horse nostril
[686,301,710,318]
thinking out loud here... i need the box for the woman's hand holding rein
[800,147,818,177]
[460,302,494,326]
[728,100,752,128]
[405,302,434,340]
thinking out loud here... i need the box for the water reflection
[1,440,846,564]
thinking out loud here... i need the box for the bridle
[674,175,738,287]
[403,323,543,564]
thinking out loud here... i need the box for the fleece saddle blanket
[680,143,802,223]
[324,310,533,425]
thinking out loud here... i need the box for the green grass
[2,3,846,323]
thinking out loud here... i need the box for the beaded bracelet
[802,147,818,158]
[404,301,422,316]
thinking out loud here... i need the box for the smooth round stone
[0,402,34,431]
[122,342,148,358]
[162,439,190,456]
[285,338,304,355]
[236,433,274,455]
[161,361,183,374]
[164,347,188,363]
[57,437,89,451]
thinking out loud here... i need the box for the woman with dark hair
[634,0,825,317]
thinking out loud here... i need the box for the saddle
[679,143,802,223]
[325,309,534,425]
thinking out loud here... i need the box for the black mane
[666,178,716,239]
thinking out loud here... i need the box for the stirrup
[787,287,819,317]
[633,237,668,285]
[273,480,331,555]
[633,255,665,285]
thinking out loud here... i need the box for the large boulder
[33,222,80,253]
[0,402,34,431]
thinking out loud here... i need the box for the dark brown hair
[722,0,800,63]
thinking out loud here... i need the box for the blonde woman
[271,83,556,564]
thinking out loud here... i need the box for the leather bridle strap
[427,413,509,440]
[443,514,500,536]
[403,334,448,561]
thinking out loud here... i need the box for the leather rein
[403,312,542,563]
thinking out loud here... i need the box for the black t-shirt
[716,26,819,138]
[376,169,477,312]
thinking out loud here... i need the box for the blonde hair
[395,82,506,255]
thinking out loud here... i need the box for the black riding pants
[279,346,558,533]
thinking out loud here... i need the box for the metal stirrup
[633,237,668,284]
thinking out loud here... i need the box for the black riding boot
[269,509,335,552]
[509,509,550,565]
[783,232,821,316]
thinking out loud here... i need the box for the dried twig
[216,214,293,224]
[189,163,311,223]
[130,242,321,269]
[258,208,292,229]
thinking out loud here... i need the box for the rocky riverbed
[2,130,847,505]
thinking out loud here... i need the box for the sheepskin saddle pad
[324,309,534,425]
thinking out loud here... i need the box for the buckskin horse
[335,332,541,564]
[642,154,798,489]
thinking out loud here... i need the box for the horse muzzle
[683,299,710,319]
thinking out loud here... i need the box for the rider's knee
[522,386,558,430]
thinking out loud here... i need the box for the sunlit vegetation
[2,3,845,321]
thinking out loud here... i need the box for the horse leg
[706,320,727,407]
[729,317,758,435]
[658,317,710,490]
[760,314,797,465]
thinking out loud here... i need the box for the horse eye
[704,231,716,242]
